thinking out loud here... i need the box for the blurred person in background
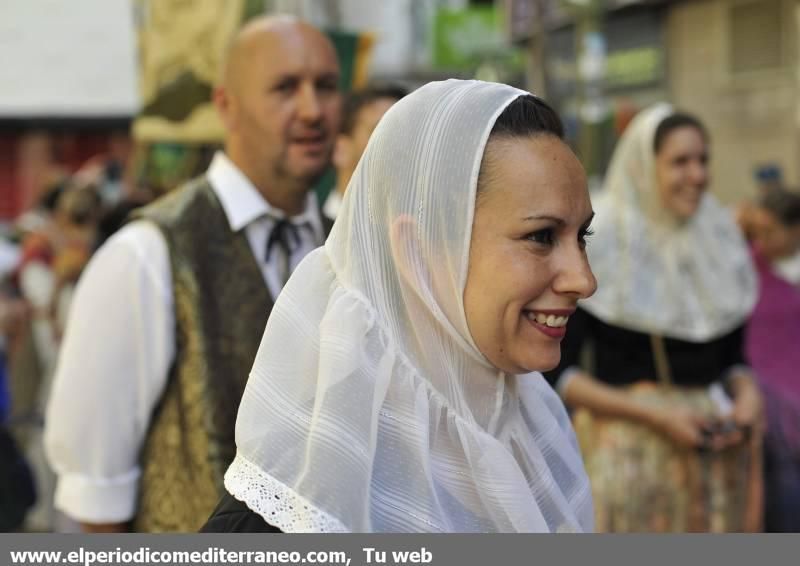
[743,187,800,532]
[323,84,407,219]
[71,129,141,251]
[754,165,783,198]
[7,181,102,532]
[0,233,22,426]
[13,181,103,369]
[0,296,36,532]
[14,132,69,218]
[544,105,763,532]
[44,15,342,533]
[72,130,133,208]
[1,229,37,531]
[736,164,784,243]
[48,183,104,338]
[743,187,800,287]
[15,182,66,317]
[10,182,69,442]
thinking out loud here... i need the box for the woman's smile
[523,308,575,339]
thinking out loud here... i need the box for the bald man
[44,16,342,532]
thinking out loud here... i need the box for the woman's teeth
[527,312,569,328]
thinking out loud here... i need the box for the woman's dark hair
[489,95,564,140]
[760,187,800,228]
[654,113,708,154]
[477,95,565,200]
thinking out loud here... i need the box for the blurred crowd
[0,137,141,531]
[0,13,799,535]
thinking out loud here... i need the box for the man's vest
[131,177,273,532]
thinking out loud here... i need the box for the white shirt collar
[323,190,343,220]
[206,151,323,237]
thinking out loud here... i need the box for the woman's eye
[579,227,595,248]
[527,229,555,246]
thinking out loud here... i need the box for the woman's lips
[523,309,572,339]
[526,318,567,339]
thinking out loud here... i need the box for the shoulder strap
[649,334,673,387]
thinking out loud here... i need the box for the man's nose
[297,82,322,122]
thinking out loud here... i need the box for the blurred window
[729,0,784,74]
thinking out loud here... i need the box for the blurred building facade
[511,0,799,203]
[667,0,798,203]
[1,0,798,217]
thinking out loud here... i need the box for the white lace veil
[581,104,756,342]
[225,79,594,532]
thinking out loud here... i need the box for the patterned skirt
[572,382,756,532]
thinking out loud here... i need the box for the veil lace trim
[225,453,348,533]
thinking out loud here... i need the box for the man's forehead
[251,27,338,71]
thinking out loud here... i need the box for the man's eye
[317,79,338,92]
[275,80,297,93]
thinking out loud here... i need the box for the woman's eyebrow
[521,215,565,226]
[521,212,595,226]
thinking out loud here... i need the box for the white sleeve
[44,221,175,524]
[554,366,583,399]
[19,261,55,310]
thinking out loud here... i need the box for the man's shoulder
[102,221,168,254]
[135,176,215,226]
[86,221,170,283]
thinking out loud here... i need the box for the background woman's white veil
[225,79,593,532]
[581,104,756,342]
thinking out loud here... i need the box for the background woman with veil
[544,105,763,532]
[202,79,598,533]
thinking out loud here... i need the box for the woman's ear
[389,214,423,287]
[390,214,465,335]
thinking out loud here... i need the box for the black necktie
[265,218,309,286]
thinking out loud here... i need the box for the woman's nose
[554,251,597,299]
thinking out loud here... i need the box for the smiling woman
[544,104,763,533]
[653,113,710,221]
[202,80,597,533]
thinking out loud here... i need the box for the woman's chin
[511,349,561,374]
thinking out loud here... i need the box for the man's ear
[213,85,235,132]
